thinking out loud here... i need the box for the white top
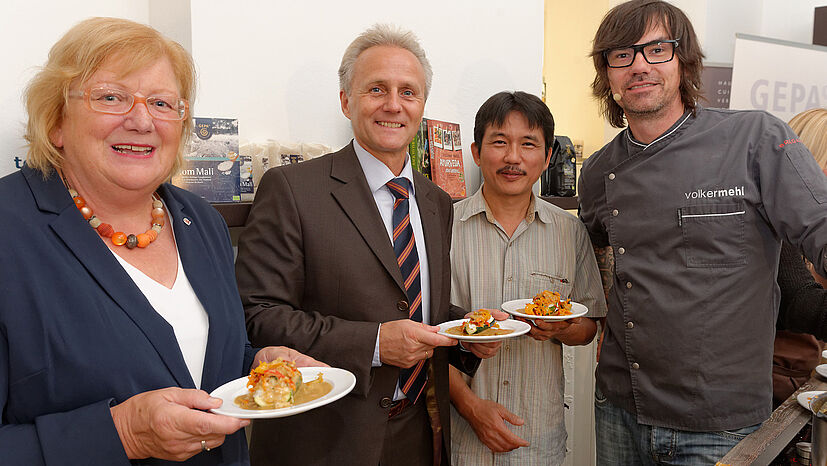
[111,218,210,389]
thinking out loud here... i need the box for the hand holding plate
[253,346,328,368]
[516,317,574,342]
[463,308,510,357]
[462,340,503,359]
[379,319,457,368]
[110,387,249,461]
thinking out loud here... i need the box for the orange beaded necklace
[69,188,165,249]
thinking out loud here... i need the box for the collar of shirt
[625,108,694,153]
[352,139,416,197]
[457,186,553,225]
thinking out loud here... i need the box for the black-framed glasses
[68,87,189,121]
[603,39,680,68]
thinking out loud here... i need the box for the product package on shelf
[172,117,240,202]
[408,120,430,179]
[239,139,333,198]
[272,141,332,167]
[423,118,466,199]
[240,141,272,197]
[238,155,254,201]
[276,142,304,166]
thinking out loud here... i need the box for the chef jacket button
[608,173,616,180]
[626,282,632,289]
[503,380,510,386]
[379,397,393,408]
[397,300,409,312]
[631,362,640,370]
[626,321,634,329]
[618,247,626,255]
[612,209,619,216]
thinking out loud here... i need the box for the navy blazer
[0,166,256,465]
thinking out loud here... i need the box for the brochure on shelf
[172,117,241,203]
[424,118,466,199]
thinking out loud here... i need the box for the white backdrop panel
[730,34,827,124]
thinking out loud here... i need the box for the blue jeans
[594,387,761,465]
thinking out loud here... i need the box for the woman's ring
[201,440,211,452]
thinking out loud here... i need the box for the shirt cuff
[372,323,382,367]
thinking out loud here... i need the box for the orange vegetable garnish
[523,290,572,317]
[246,358,299,392]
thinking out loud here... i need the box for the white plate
[797,390,826,411]
[437,318,530,342]
[209,366,355,419]
[817,364,827,379]
[501,299,589,321]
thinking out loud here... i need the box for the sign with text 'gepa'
[730,33,827,123]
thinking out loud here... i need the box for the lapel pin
[183,217,192,226]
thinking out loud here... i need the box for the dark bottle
[541,135,576,197]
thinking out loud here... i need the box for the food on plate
[445,309,514,337]
[462,309,497,334]
[234,358,333,410]
[240,358,302,409]
[523,290,572,317]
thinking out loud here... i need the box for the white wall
[701,0,823,65]
[0,1,149,176]
[2,0,543,192]
[189,0,544,193]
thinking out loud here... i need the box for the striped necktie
[387,177,427,404]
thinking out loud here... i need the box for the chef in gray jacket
[578,1,827,464]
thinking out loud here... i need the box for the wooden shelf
[211,202,251,228]
[541,196,579,211]
[212,196,579,228]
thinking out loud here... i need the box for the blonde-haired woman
[788,108,827,169]
[1,17,321,464]
[774,107,827,406]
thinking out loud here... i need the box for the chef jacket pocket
[528,272,573,297]
[679,202,746,268]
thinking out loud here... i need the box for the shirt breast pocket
[527,272,573,298]
[679,202,746,268]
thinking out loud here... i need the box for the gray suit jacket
[235,142,472,465]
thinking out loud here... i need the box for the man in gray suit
[235,24,500,466]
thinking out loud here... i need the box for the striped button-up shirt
[450,188,606,466]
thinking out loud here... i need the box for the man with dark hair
[449,91,606,465]
[579,0,827,463]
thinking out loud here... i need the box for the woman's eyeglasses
[69,87,188,121]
